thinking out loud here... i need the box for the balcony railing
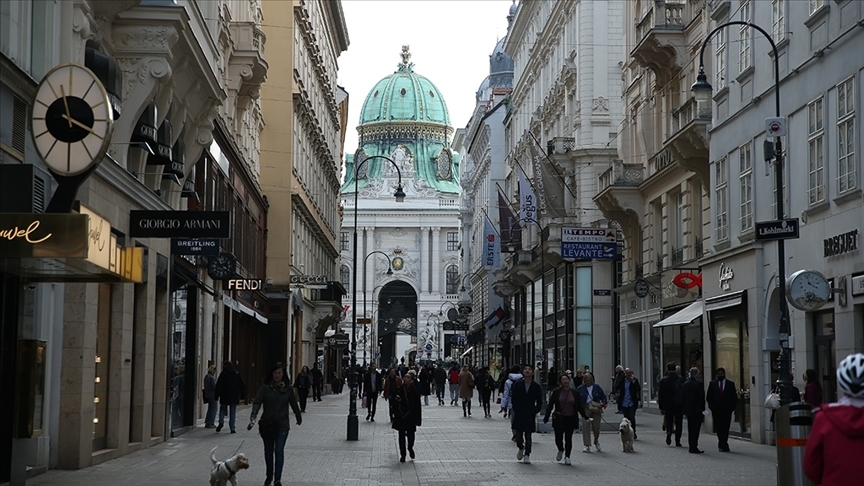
[599,160,645,192]
[671,246,684,266]
[671,97,712,135]
[635,0,686,42]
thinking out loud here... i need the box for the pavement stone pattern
[28,391,780,485]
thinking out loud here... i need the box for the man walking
[510,365,543,464]
[363,362,383,421]
[658,362,684,447]
[433,364,447,405]
[616,367,641,439]
[448,365,461,406]
[612,365,625,414]
[311,363,323,401]
[683,367,706,454]
[214,361,246,433]
[706,367,737,452]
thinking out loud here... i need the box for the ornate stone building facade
[0,0,268,480]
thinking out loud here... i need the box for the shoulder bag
[763,387,781,410]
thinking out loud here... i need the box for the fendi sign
[130,211,230,238]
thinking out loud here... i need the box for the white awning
[652,300,703,328]
[705,290,745,312]
[460,346,475,358]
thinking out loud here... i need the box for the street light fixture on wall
[694,24,794,472]
[348,155,404,441]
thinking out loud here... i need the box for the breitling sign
[129,211,230,238]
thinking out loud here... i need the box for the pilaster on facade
[431,227,441,294]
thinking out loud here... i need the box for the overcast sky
[338,0,515,157]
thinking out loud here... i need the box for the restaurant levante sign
[0,213,88,258]
[129,211,230,238]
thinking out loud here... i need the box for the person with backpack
[433,364,447,405]
[658,362,685,447]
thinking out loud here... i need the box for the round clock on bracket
[208,252,237,280]
[786,269,831,311]
[31,63,114,176]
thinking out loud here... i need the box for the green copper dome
[359,48,450,127]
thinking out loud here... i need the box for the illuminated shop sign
[130,211,230,238]
[0,213,88,258]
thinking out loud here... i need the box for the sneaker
[522,455,530,464]
[564,457,572,465]
[273,481,282,486]
[216,424,223,433]
[583,446,591,453]
[595,443,601,452]
[516,448,525,460]
[556,450,563,461]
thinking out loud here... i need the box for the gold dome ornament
[391,257,403,271]
[31,63,114,176]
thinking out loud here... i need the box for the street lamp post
[349,155,405,441]
[363,251,393,366]
[693,17,794,422]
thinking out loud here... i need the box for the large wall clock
[786,269,831,311]
[31,63,114,176]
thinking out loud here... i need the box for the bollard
[775,401,816,486]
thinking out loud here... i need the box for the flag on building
[485,305,509,328]
[518,170,537,225]
[482,216,500,269]
[497,189,521,253]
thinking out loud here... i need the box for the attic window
[400,88,407,96]
[429,90,434,97]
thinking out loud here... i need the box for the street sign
[449,335,467,344]
[326,333,350,348]
[766,117,787,137]
[755,218,799,241]
[561,227,617,260]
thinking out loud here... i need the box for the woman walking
[459,366,475,417]
[804,369,823,408]
[577,372,608,453]
[250,364,302,486]
[475,367,493,418]
[543,374,590,465]
[203,365,218,428]
[293,366,312,413]
[392,371,422,462]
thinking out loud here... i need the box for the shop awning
[652,300,703,328]
[705,290,746,312]
[222,294,268,324]
[460,346,475,358]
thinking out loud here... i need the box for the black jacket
[658,372,683,412]
[215,369,246,405]
[311,366,323,385]
[363,369,384,396]
[682,379,706,417]
[706,379,737,413]
[615,378,642,408]
[391,383,422,431]
[294,372,312,390]
[251,381,302,430]
[544,387,588,426]
[510,379,543,432]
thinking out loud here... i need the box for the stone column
[420,227,430,294]
[431,227,441,295]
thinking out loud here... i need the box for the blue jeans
[263,429,289,480]
[219,403,237,431]
[205,400,218,426]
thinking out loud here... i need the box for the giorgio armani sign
[130,211,230,238]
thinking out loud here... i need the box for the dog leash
[231,440,245,458]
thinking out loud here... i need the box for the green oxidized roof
[359,49,450,126]
[342,47,459,195]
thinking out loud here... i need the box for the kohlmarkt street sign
[755,218,799,241]
[326,333,350,348]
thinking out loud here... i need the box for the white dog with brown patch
[209,446,250,486]
[619,417,635,452]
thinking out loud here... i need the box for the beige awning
[652,300,703,328]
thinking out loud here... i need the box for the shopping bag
[361,395,368,408]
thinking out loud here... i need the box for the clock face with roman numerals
[31,63,114,176]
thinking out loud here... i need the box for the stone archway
[376,280,418,368]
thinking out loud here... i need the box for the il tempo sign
[226,279,265,291]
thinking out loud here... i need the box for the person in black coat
[706,367,737,452]
[293,366,312,413]
[311,363,324,402]
[543,374,589,464]
[474,367,494,418]
[615,367,641,439]
[392,372,422,462]
[215,361,246,433]
[682,367,706,453]
[418,366,432,406]
[363,362,384,421]
[658,362,684,447]
[510,365,544,463]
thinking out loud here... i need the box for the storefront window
[813,310,836,403]
[662,326,682,373]
[170,289,187,429]
[714,318,750,437]
[684,322,704,376]
[651,326,661,400]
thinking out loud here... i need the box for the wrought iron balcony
[671,246,684,267]
[594,160,644,249]
[665,96,711,187]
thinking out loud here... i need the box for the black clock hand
[60,85,73,128]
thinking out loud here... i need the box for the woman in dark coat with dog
[250,364,303,486]
[544,374,590,465]
[392,371,422,462]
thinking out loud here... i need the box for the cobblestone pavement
[28,391,779,485]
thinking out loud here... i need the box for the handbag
[588,400,604,413]
[764,389,781,410]
[202,389,208,404]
